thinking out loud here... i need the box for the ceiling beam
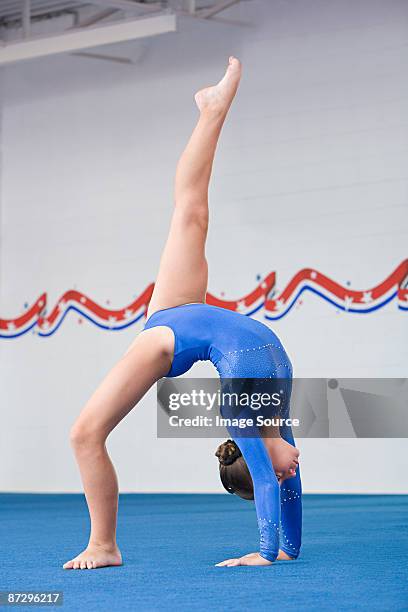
[199,0,240,19]
[72,50,133,64]
[0,3,77,21]
[76,7,118,28]
[86,0,162,11]
[0,12,176,65]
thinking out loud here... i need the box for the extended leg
[147,57,242,318]
[63,328,172,570]
[280,468,302,558]
[279,422,302,558]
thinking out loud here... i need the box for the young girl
[63,57,301,570]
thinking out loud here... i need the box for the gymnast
[63,57,302,570]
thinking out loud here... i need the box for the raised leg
[63,58,242,570]
[147,56,242,318]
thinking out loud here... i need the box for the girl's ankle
[88,539,118,552]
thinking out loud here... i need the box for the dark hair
[215,440,254,501]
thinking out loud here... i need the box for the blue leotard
[144,302,302,561]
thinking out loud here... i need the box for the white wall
[1,0,407,493]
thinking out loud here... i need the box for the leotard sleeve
[232,433,281,561]
[220,379,280,562]
[220,377,302,562]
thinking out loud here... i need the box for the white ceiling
[0,1,165,23]
[0,1,244,65]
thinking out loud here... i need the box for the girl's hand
[215,552,272,567]
[215,549,295,566]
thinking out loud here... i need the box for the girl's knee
[174,199,209,232]
[70,419,105,452]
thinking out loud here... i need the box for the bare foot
[277,549,295,561]
[265,436,300,484]
[194,56,242,115]
[63,543,122,570]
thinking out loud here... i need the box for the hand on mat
[215,552,272,567]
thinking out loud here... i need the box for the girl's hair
[215,439,254,501]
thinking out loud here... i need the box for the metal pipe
[22,0,31,38]
[183,0,196,15]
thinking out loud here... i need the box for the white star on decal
[58,300,66,311]
[124,309,134,319]
[275,298,285,309]
[361,291,373,303]
[7,322,16,330]
[310,271,317,279]
[236,300,246,312]
[261,282,268,289]
[42,321,50,330]
[108,316,117,326]
[344,295,354,310]
[80,297,86,304]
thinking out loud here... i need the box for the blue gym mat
[0,493,407,611]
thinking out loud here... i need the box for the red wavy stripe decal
[0,262,407,338]
[206,272,275,310]
[265,260,408,313]
[36,284,154,330]
[0,293,46,331]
